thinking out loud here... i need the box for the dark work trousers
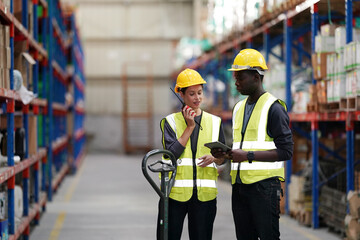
[157,192,217,240]
[232,178,282,240]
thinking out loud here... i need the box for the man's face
[233,71,258,95]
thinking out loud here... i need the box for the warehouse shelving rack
[181,0,358,231]
[65,11,86,172]
[0,0,86,239]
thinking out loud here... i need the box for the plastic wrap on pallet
[346,70,357,98]
[327,79,334,103]
[336,50,345,75]
[326,53,336,79]
[333,74,346,102]
[315,35,335,53]
[335,27,346,52]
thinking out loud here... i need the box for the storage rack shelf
[0,0,86,239]
[181,0,359,231]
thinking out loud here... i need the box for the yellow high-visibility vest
[231,92,286,184]
[161,111,221,202]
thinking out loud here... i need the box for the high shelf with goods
[65,9,86,172]
[178,0,359,234]
[0,0,86,239]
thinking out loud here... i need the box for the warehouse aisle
[31,154,341,240]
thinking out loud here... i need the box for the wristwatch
[247,151,255,163]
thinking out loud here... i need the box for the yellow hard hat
[175,68,207,93]
[228,49,268,74]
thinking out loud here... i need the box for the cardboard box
[0,116,23,129]
[348,191,360,218]
[345,214,360,240]
[14,52,35,89]
[312,52,334,80]
[28,116,37,156]
[316,80,327,104]
[321,24,340,36]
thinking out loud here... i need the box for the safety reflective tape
[166,114,177,136]
[231,161,284,171]
[173,179,217,188]
[233,142,240,149]
[232,141,276,150]
[211,115,221,142]
[239,161,284,170]
[258,96,276,142]
[242,141,276,150]
[231,163,239,171]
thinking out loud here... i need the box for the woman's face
[180,85,203,110]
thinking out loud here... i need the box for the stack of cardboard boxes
[0,24,10,89]
[346,191,360,240]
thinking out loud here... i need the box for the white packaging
[327,79,334,102]
[355,42,360,69]
[315,35,335,53]
[333,74,346,101]
[327,53,335,78]
[346,71,357,97]
[356,69,360,96]
[335,27,346,52]
[336,51,344,75]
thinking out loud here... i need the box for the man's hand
[210,148,232,160]
[230,149,247,162]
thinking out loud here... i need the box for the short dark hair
[244,70,264,81]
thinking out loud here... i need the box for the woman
[158,68,226,240]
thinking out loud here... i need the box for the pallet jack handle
[142,149,177,240]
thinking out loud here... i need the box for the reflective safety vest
[161,111,221,202]
[231,92,286,184]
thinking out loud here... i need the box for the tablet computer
[204,141,231,152]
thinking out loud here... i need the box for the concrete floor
[31,153,342,240]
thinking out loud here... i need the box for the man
[213,49,293,240]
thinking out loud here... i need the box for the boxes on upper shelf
[344,42,360,70]
[333,74,346,102]
[335,27,360,52]
[312,52,334,80]
[321,24,340,37]
[315,35,335,53]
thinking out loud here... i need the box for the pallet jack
[142,149,177,240]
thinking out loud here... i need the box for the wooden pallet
[306,102,318,112]
[347,96,360,111]
[324,101,340,112]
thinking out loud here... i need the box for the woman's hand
[182,105,196,128]
[198,155,216,167]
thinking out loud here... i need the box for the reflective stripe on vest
[231,92,285,184]
[161,111,221,202]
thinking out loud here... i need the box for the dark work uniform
[157,113,226,240]
[232,100,293,240]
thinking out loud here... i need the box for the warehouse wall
[63,0,196,152]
